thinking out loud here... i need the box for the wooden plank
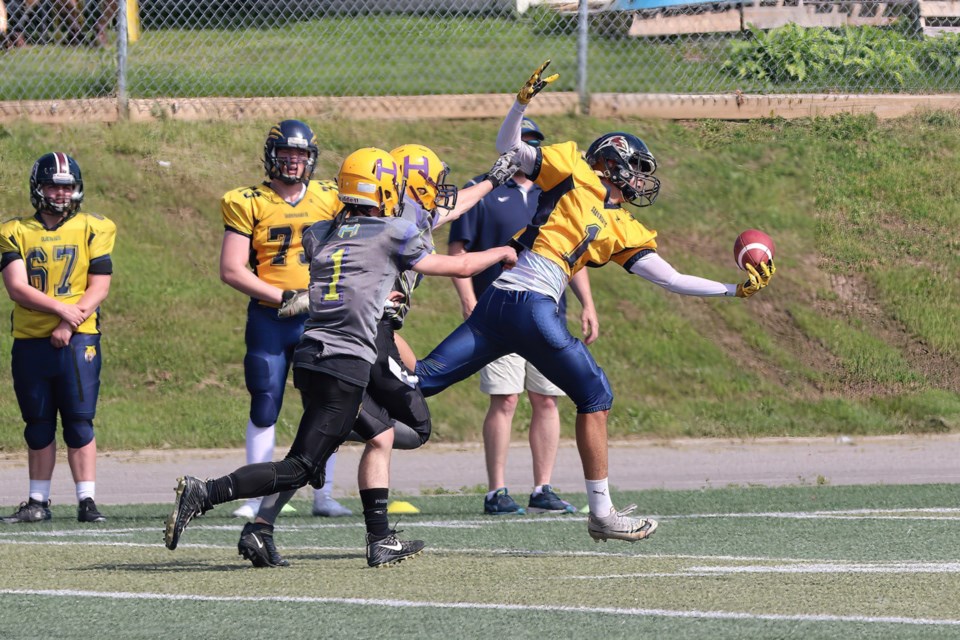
[0,94,580,125]
[918,0,960,16]
[589,92,960,119]
[2,92,959,125]
[629,10,741,35]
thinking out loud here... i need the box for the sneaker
[232,499,260,520]
[366,530,424,568]
[164,475,212,550]
[483,488,525,515]
[238,522,289,568]
[312,496,353,517]
[587,504,658,543]
[77,498,106,523]
[2,498,52,524]
[527,485,577,514]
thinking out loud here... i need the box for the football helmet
[263,119,319,185]
[585,132,660,207]
[337,147,405,217]
[390,144,457,212]
[30,152,83,216]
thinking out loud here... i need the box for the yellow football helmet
[337,147,405,217]
[390,144,458,212]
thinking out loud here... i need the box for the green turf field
[1,483,958,639]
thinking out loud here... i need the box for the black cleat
[365,530,424,568]
[164,476,212,550]
[77,498,107,523]
[238,522,289,568]
[3,498,52,524]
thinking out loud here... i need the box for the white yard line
[1,588,959,627]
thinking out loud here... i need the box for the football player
[219,119,353,520]
[415,61,776,544]
[165,147,519,567]
[0,152,116,524]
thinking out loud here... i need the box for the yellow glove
[517,59,559,105]
[735,260,775,299]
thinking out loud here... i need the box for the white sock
[585,478,614,515]
[76,481,95,502]
[314,453,337,504]
[29,480,51,503]
[532,485,545,497]
[246,420,275,464]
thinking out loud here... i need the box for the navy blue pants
[415,287,613,413]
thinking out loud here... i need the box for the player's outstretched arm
[413,246,517,279]
[433,150,521,228]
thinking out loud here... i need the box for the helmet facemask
[587,133,661,208]
[264,120,319,185]
[30,153,83,217]
[390,144,457,213]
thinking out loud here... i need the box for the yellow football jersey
[221,179,341,295]
[0,211,117,338]
[516,141,658,278]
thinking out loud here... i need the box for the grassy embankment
[0,112,957,450]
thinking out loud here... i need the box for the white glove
[278,289,309,318]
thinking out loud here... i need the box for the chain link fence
[2,0,960,119]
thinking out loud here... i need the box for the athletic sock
[207,476,236,506]
[532,485,544,497]
[76,481,95,502]
[29,480,52,504]
[246,420,275,464]
[360,487,390,539]
[585,478,614,515]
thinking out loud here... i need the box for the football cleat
[77,498,107,523]
[527,485,577,514]
[232,499,260,521]
[3,498,52,524]
[587,504,658,543]
[366,530,424,568]
[312,496,352,517]
[238,522,289,568]
[164,475,212,550]
[484,488,525,515]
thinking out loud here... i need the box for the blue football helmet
[30,152,84,216]
[585,132,660,207]
[264,119,319,185]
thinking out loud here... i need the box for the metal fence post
[577,0,589,114]
[117,0,129,120]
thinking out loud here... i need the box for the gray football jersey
[301,214,431,365]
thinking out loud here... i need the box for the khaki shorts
[479,353,565,397]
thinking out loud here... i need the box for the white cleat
[312,496,353,517]
[587,504,658,542]
[232,499,261,521]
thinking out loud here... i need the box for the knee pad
[392,419,431,450]
[23,421,57,450]
[272,456,312,491]
[244,353,286,427]
[62,420,95,448]
[573,368,614,414]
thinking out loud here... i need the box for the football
[733,229,775,271]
